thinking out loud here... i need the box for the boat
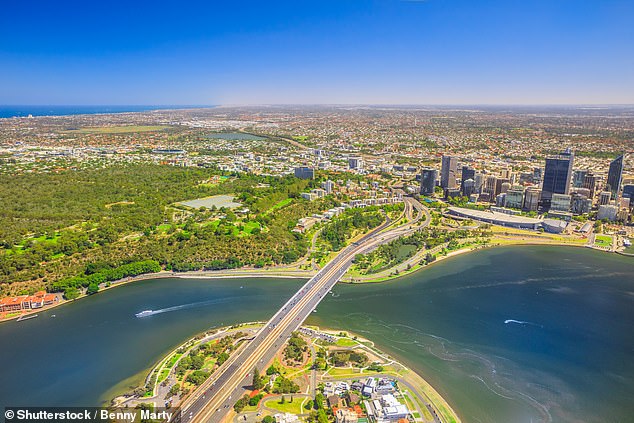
[16,314,38,322]
[135,310,153,318]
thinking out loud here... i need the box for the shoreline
[110,322,461,423]
[2,240,620,324]
[342,238,594,284]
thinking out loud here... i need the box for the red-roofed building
[0,297,24,312]
[43,294,58,306]
[28,295,44,309]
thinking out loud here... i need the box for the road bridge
[182,197,430,423]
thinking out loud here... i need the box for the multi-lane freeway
[182,197,429,423]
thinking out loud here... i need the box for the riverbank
[111,322,461,423]
[3,220,625,324]
[342,234,593,284]
[0,268,313,324]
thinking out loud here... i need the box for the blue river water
[0,246,632,422]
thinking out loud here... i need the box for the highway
[182,197,429,423]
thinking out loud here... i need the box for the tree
[86,282,99,295]
[234,394,250,413]
[186,370,209,386]
[266,365,277,375]
[64,287,80,300]
[253,367,265,390]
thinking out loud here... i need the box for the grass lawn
[67,125,169,134]
[595,235,613,248]
[266,198,293,213]
[158,368,170,383]
[264,399,306,414]
[242,221,262,234]
[166,353,182,369]
[335,338,359,347]
[325,367,365,377]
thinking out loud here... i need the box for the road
[182,197,429,423]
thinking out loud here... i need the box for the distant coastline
[0,105,215,119]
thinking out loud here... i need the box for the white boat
[135,310,153,318]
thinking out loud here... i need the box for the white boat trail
[505,319,544,328]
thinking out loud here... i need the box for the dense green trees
[186,370,209,386]
[233,394,250,412]
[330,351,368,367]
[0,164,342,296]
[274,377,300,394]
[52,260,161,295]
[320,208,384,251]
[353,228,481,274]
[284,332,307,362]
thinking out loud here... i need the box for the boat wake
[505,319,543,328]
[135,296,242,318]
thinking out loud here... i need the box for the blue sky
[1,0,633,105]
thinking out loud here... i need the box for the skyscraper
[440,156,458,189]
[420,168,438,195]
[461,166,476,193]
[607,154,624,200]
[541,149,574,207]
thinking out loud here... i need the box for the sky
[1,0,633,105]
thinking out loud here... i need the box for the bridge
[182,197,429,423]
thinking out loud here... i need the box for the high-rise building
[420,168,438,195]
[623,184,634,200]
[571,193,592,215]
[474,172,484,193]
[483,175,498,202]
[542,149,574,207]
[599,191,612,206]
[495,178,510,197]
[583,172,599,198]
[523,188,541,211]
[597,204,618,221]
[607,154,624,200]
[500,168,512,180]
[440,156,458,189]
[461,166,475,193]
[294,166,315,180]
[550,193,572,213]
[321,180,334,194]
[462,179,476,197]
[573,170,588,188]
[504,186,525,209]
[348,157,363,170]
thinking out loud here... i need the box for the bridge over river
[182,197,429,423]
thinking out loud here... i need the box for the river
[0,246,633,422]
